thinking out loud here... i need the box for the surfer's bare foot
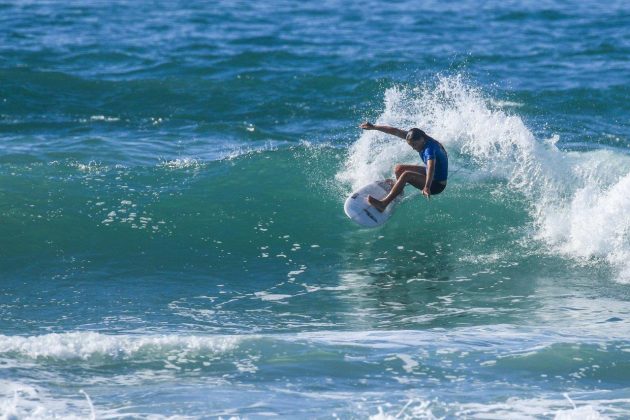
[367,195,388,213]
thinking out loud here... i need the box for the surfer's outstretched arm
[359,122,407,139]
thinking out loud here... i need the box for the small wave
[223,140,287,161]
[0,332,243,361]
[4,322,627,363]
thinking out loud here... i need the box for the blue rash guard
[420,137,448,182]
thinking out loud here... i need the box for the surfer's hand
[360,122,375,130]
[422,186,431,199]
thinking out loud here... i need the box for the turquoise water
[2,1,630,418]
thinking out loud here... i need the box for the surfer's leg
[369,170,427,213]
[394,165,424,179]
[394,165,425,190]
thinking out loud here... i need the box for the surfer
[359,122,448,212]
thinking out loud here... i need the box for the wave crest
[338,75,630,281]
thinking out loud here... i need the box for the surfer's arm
[423,159,435,198]
[359,122,407,139]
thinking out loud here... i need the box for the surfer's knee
[394,164,405,178]
[400,170,416,180]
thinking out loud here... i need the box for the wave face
[2,0,630,418]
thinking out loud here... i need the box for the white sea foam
[538,164,630,281]
[158,157,202,169]
[71,160,107,173]
[454,395,614,420]
[0,380,95,420]
[338,75,630,281]
[554,394,609,420]
[0,332,242,361]
[293,323,630,354]
[370,399,439,420]
[89,115,120,122]
[369,394,619,420]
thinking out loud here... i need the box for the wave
[2,75,628,282]
[2,326,629,418]
[337,75,630,282]
[1,323,628,363]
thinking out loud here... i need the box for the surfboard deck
[344,179,401,228]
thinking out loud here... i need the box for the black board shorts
[430,180,447,195]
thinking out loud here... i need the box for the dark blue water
[2,1,630,418]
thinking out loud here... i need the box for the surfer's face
[408,138,425,151]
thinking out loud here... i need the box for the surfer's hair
[406,128,427,142]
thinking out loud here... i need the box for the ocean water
[1,0,630,418]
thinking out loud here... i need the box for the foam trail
[338,75,630,280]
[79,390,96,420]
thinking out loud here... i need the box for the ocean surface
[1,1,630,418]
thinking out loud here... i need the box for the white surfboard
[344,179,401,228]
